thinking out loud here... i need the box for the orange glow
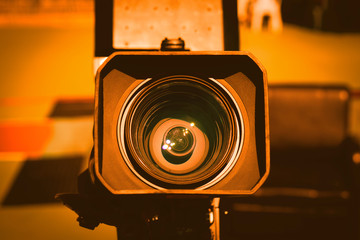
[353,152,360,165]
[0,121,53,155]
[0,1,359,240]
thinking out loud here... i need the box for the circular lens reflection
[149,118,207,175]
[164,126,194,154]
[118,75,243,189]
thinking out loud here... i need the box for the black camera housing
[91,51,269,195]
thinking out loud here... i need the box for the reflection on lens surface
[118,75,243,189]
[165,126,193,154]
[149,118,207,175]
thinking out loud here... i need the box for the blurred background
[0,0,359,239]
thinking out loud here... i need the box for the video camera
[57,1,269,239]
[91,51,269,195]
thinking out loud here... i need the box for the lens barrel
[118,75,244,189]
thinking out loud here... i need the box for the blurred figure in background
[238,0,283,32]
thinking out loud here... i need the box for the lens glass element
[118,75,243,189]
[163,126,194,159]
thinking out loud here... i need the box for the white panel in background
[113,0,223,50]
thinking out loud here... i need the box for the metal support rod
[209,197,221,240]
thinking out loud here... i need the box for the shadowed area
[2,156,84,205]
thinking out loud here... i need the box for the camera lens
[164,126,194,156]
[118,75,244,189]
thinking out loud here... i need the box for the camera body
[91,51,269,195]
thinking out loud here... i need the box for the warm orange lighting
[353,152,360,164]
[0,121,53,155]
